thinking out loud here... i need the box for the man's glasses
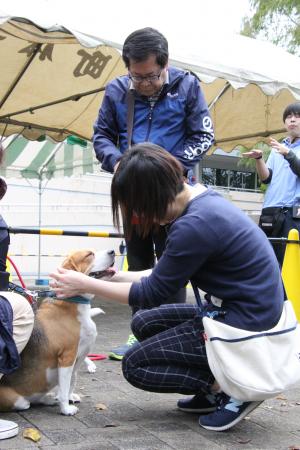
[129,71,162,84]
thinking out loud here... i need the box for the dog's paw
[87,364,96,374]
[14,396,30,410]
[69,393,81,403]
[60,403,78,415]
[84,357,97,373]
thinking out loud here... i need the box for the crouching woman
[50,143,284,432]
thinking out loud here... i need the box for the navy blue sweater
[129,189,284,332]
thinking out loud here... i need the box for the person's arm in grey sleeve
[92,93,123,173]
[284,150,300,177]
[269,137,300,177]
[172,76,215,172]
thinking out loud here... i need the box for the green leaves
[241,0,300,55]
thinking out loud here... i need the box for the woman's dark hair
[283,102,300,122]
[122,27,169,69]
[111,143,184,239]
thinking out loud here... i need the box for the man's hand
[243,149,270,182]
[242,149,263,160]
[269,138,289,156]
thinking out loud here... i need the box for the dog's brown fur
[0,249,114,415]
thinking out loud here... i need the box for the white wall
[1,173,263,283]
[2,173,125,280]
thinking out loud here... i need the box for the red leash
[6,256,34,304]
[88,353,107,361]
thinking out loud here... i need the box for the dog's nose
[108,250,115,256]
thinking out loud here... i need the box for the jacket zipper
[143,75,184,141]
[145,105,154,141]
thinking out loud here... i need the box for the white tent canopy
[0,14,299,153]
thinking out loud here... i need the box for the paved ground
[1,294,300,450]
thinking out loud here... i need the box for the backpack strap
[126,90,135,149]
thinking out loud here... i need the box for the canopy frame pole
[37,177,42,281]
[0,87,106,120]
[208,82,231,110]
[0,119,88,141]
[36,141,65,280]
[0,44,42,110]
[215,128,286,145]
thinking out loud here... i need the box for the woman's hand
[49,268,90,298]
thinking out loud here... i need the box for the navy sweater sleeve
[129,214,219,310]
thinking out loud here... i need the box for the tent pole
[0,87,106,120]
[36,141,65,281]
[38,176,42,280]
[0,118,87,141]
[208,82,230,110]
[0,44,42,110]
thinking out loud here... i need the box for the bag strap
[126,90,135,149]
[191,280,204,311]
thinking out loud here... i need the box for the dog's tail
[90,307,105,317]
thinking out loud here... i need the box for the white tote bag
[203,300,300,401]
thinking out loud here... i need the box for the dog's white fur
[0,249,114,415]
[83,307,104,373]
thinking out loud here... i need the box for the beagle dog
[0,249,115,415]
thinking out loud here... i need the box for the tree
[241,0,300,55]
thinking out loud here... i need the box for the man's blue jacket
[93,67,214,173]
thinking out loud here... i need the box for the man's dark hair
[283,102,300,122]
[111,143,184,239]
[122,27,169,69]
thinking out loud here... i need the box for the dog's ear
[62,250,95,273]
[62,255,78,271]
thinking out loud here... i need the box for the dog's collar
[58,296,90,305]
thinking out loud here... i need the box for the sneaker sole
[108,353,123,361]
[177,405,216,414]
[0,425,18,440]
[199,401,262,431]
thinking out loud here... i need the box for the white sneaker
[0,419,19,440]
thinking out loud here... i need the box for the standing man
[93,27,214,359]
[243,102,300,266]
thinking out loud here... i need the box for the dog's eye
[85,251,94,259]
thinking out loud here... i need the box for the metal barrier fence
[2,226,299,247]
[3,227,300,322]
[3,227,299,244]
[5,227,124,238]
